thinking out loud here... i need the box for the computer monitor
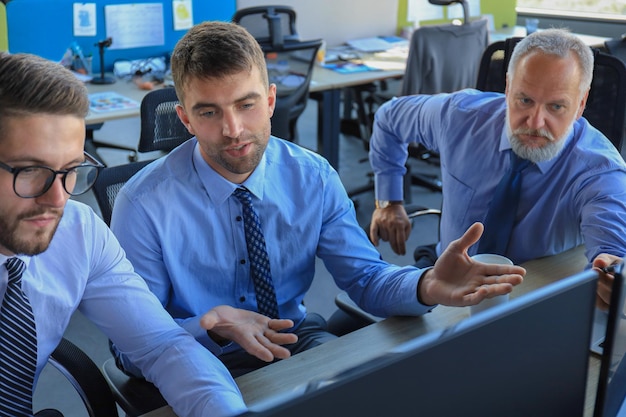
[594,263,626,417]
[242,269,599,417]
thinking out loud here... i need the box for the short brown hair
[170,21,268,105]
[0,52,89,124]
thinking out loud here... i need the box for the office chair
[476,37,626,152]
[85,123,139,165]
[137,87,193,154]
[47,337,120,417]
[327,203,442,336]
[232,5,300,48]
[401,9,489,193]
[344,0,488,201]
[91,88,194,416]
[91,159,153,226]
[233,6,323,141]
[88,158,168,416]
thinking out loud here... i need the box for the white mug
[470,253,514,316]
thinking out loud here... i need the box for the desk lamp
[91,37,115,84]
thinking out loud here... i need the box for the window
[517,0,626,19]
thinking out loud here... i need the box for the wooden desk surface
[143,245,600,417]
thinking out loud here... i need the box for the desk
[308,52,406,169]
[142,245,600,417]
[84,54,406,170]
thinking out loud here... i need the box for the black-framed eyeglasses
[0,152,104,198]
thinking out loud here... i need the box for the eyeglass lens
[14,165,100,198]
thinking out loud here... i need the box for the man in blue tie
[368,28,624,311]
[110,20,525,380]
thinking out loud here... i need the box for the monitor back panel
[247,269,598,417]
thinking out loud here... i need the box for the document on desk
[88,91,139,113]
[322,62,381,74]
[346,37,397,52]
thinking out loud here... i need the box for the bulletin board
[6,0,236,71]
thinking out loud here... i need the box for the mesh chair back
[267,39,322,140]
[232,5,299,49]
[476,39,626,152]
[92,160,153,226]
[138,87,193,153]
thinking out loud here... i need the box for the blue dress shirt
[111,137,431,356]
[369,89,626,265]
[0,200,246,417]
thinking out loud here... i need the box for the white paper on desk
[346,37,394,52]
[105,3,165,50]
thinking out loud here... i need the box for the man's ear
[175,103,195,135]
[267,83,277,118]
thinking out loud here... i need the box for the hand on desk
[592,253,623,310]
[200,305,298,362]
[418,223,526,307]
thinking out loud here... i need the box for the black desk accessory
[91,37,115,85]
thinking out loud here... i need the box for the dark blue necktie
[478,151,531,256]
[233,188,280,319]
[0,258,37,417]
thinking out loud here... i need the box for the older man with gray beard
[368,28,625,311]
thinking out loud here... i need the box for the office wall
[6,0,235,71]
[0,3,6,52]
[236,0,399,47]
[397,0,517,31]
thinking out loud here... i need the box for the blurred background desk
[84,50,407,170]
[141,245,600,417]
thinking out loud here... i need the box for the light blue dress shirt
[111,137,431,356]
[370,89,626,265]
[0,200,246,417]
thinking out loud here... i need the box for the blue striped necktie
[478,151,531,256]
[0,258,37,417]
[233,188,280,319]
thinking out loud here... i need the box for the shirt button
[239,296,246,302]
[236,216,242,221]
[240,259,246,264]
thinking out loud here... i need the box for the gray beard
[505,114,572,164]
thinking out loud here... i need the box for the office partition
[6,0,235,71]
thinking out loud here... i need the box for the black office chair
[91,159,153,226]
[85,124,139,165]
[232,5,300,48]
[46,337,120,417]
[89,157,168,416]
[476,37,626,152]
[137,87,193,154]
[233,6,323,142]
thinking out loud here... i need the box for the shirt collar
[192,140,268,205]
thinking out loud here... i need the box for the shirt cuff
[375,173,405,201]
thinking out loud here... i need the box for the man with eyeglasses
[0,52,251,416]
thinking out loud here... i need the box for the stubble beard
[0,208,62,256]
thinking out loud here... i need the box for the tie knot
[5,258,25,284]
[510,151,531,173]
[233,187,253,206]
